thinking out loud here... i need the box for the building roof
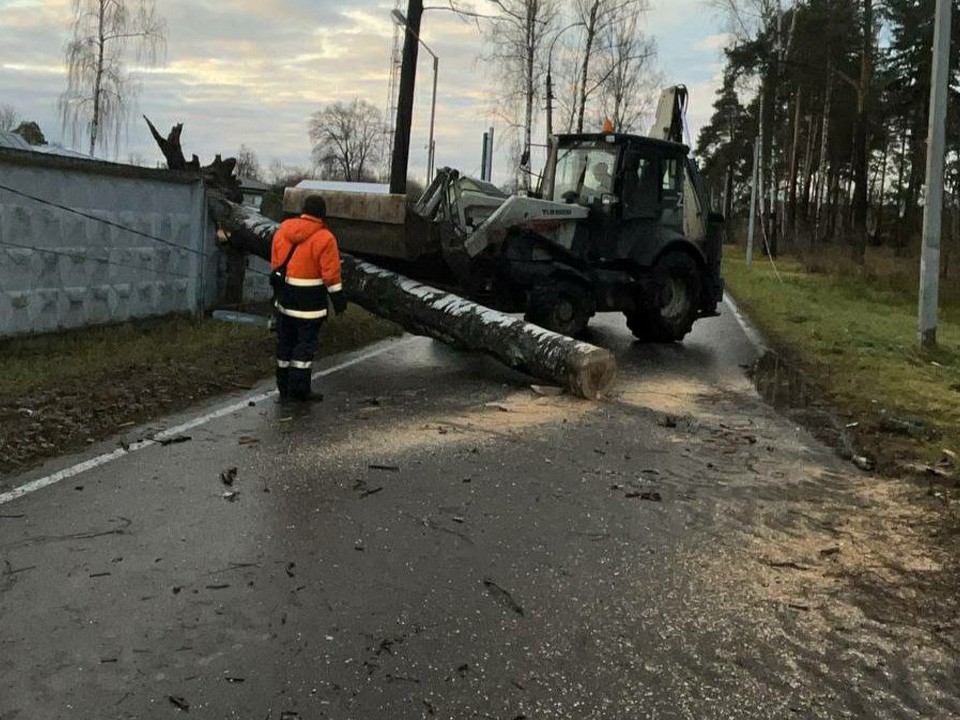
[0,131,31,151]
[0,131,89,159]
[238,176,270,192]
[294,179,390,195]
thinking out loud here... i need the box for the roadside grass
[0,308,402,475]
[0,308,401,400]
[723,246,960,469]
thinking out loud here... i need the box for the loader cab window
[622,152,660,219]
[621,148,685,226]
[553,143,618,207]
[661,157,684,229]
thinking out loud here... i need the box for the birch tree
[58,0,166,157]
[485,0,560,189]
[571,0,646,132]
[595,2,659,133]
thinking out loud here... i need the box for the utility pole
[389,0,423,195]
[481,131,490,181]
[918,0,951,349]
[486,126,494,181]
[747,141,759,267]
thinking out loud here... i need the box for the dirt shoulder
[723,250,960,476]
[0,309,401,478]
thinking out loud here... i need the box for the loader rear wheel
[626,252,701,343]
[525,280,591,338]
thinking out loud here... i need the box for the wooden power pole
[389,0,424,195]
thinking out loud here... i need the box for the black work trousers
[275,313,323,398]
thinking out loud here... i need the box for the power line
[0,237,192,280]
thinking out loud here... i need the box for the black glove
[331,291,347,316]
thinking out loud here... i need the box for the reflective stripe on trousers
[275,313,322,399]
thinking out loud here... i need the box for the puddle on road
[750,351,858,458]
[751,351,819,410]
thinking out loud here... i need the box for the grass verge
[723,247,960,471]
[0,308,402,477]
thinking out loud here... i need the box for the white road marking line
[723,292,768,353]
[0,338,414,506]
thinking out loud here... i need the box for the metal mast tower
[383,0,403,180]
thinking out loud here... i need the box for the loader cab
[540,131,721,311]
[549,133,697,231]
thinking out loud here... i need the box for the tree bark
[873,140,888,243]
[522,3,535,191]
[575,0,599,134]
[851,0,873,264]
[207,197,618,399]
[800,113,817,227]
[787,87,803,249]
[815,63,834,245]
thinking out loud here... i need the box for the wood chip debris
[168,695,190,712]
[157,435,192,446]
[220,467,238,486]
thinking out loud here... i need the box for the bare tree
[570,0,642,133]
[236,144,263,181]
[596,3,660,133]
[309,100,385,182]
[485,0,560,189]
[59,0,166,157]
[711,0,779,42]
[0,104,19,132]
[268,158,286,185]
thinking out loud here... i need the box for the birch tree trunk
[207,197,618,399]
[801,113,817,227]
[788,87,803,248]
[815,63,834,245]
[522,3,535,191]
[575,0,600,133]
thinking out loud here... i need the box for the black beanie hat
[303,195,327,219]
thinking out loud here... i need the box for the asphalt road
[1,303,957,720]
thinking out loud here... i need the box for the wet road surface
[1,303,957,719]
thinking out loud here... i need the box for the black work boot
[276,365,290,398]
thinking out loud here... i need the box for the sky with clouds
[0,0,731,186]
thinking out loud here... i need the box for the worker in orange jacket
[271,195,347,400]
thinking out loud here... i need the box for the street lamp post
[392,9,439,184]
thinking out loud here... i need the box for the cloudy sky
[0,0,730,185]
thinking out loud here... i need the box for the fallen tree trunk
[208,198,616,399]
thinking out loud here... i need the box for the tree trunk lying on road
[208,197,617,399]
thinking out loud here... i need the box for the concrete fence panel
[0,148,220,338]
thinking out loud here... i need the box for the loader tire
[626,252,701,343]
[525,280,592,338]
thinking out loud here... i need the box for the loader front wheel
[525,280,592,337]
[626,252,701,343]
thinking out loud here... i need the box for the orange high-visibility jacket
[271,214,343,320]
